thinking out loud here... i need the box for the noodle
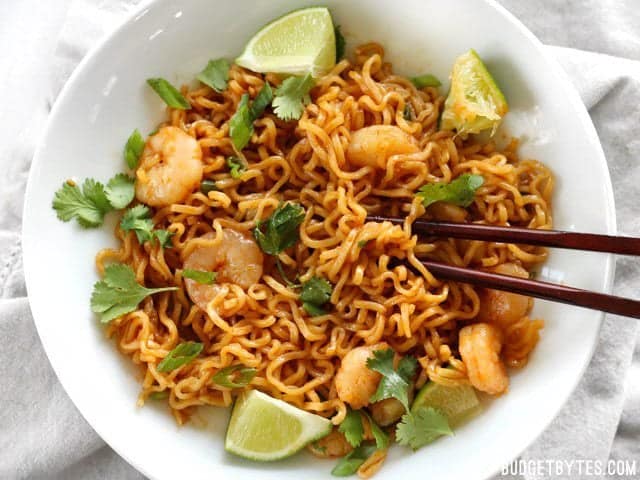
[97,43,552,429]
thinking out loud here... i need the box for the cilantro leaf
[339,408,364,448]
[124,129,145,169]
[90,263,177,323]
[196,58,230,92]
[366,349,417,411]
[272,73,315,121]
[120,205,155,243]
[250,83,273,119]
[147,78,191,109]
[395,407,452,450]
[331,443,377,477]
[417,174,484,209]
[226,156,246,179]
[411,74,442,88]
[229,93,253,151]
[120,205,172,247]
[105,174,135,209]
[157,341,203,373]
[183,269,217,285]
[200,179,219,195]
[363,411,390,450]
[153,229,174,249]
[52,179,112,228]
[253,202,305,255]
[300,276,332,316]
[334,25,346,62]
[212,364,257,388]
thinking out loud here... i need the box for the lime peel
[225,390,332,461]
[440,49,508,136]
[235,7,336,77]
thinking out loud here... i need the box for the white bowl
[22,0,615,479]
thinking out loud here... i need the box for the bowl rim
[22,0,616,478]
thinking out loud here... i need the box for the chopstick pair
[366,215,640,319]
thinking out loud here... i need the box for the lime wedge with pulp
[440,49,508,135]
[225,390,332,461]
[235,7,336,77]
[411,382,481,427]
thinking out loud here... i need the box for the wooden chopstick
[366,216,640,256]
[419,260,640,319]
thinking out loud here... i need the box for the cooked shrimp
[307,429,353,458]
[459,323,508,395]
[347,125,419,169]
[135,126,203,207]
[477,262,532,328]
[335,343,388,409]
[183,229,264,311]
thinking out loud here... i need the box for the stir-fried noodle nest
[97,43,552,428]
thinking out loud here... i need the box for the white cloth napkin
[1,0,638,479]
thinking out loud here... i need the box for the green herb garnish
[52,179,112,228]
[226,156,246,179]
[212,364,257,388]
[147,78,191,109]
[124,129,145,169]
[363,411,390,449]
[229,93,253,150]
[200,179,219,195]
[339,408,365,448]
[183,269,217,285]
[272,73,315,121]
[253,203,305,255]
[196,58,230,92]
[411,74,442,88]
[366,349,417,411]
[331,443,377,477]
[148,391,169,400]
[300,276,332,316]
[403,104,413,121]
[395,407,452,450]
[120,204,172,247]
[90,263,177,323]
[250,83,274,119]
[104,174,135,209]
[417,174,484,208]
[157,341,203,373]
[357,239,371,248]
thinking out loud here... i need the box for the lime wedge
[236,7,336,77]
[225,390,332,461]
[440,49,508,135]
[411,382,481,428]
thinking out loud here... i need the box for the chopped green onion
[157,341,203,373]
[411,74,442,89]
[147,78,191,109]
[183,269,217,285]
[200,179,219,195]
[212,364,257,388]
[124,129,145,169]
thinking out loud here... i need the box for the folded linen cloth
[0,1,638,479]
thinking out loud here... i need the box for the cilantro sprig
[363,348,453,453]
[417,174,484,209]
[253,203,305,255]
[120,205,173,248]
[396,406,452,450]
[300,276,332,316]
[272,73,315,121]
[196,58,230,93]
[105,174,135,209]
[90,263,177,323]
